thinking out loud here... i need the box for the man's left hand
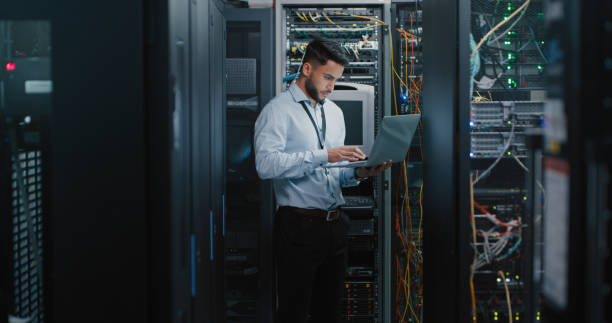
[356,160,392,179]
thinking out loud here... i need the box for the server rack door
[206,1,226,322]
[188,0,222,321]
[169,0,196,321]
[0,20,52,323]
[222,8,275,323]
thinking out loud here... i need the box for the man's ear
[301,61,312,77]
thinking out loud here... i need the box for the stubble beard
[305,76,323,104]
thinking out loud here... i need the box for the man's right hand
[328,146,367,163]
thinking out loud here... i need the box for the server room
[1,1,610,323]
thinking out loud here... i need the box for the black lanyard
[299,101,326,149]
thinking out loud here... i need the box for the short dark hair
[301,37,349,71]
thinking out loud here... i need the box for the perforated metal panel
[11,149,44,323]
[226,58,257,95]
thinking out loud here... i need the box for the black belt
[279,206,340,222]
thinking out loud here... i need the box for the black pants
[275,207,348,323]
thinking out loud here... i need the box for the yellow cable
[322,12,384,31]
[392,66,410,90]
[471,0,531,59]
[417,181,424,243]
[400,257,410,322]
[308,11,318,23]
[499,271,513,323]
[296,12,307,22]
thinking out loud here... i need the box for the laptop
[324,114,421,168]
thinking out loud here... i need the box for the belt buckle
[326,210,338,222]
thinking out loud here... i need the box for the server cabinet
[220,8,275,323]
[275,2,390,322]
[206,1,226,322]
[538,0,612,322]
[1,20,52,323]
[0,0,222,322]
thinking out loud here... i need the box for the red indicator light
[5,62,16,71]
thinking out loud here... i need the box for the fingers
[340,150,360,161]
[353,147,367,160]
[344,146,366,160]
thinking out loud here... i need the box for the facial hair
[305,76,324,104]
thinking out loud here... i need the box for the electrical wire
[321,12,385,31]
[498,271,514,323]
[471,0,532,59]
[487,0,530,45]
[529,26,549,63]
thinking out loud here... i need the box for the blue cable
[497,236,522,261]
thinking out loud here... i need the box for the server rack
[1,21,52,323]
[537,0,612,322]
[389,2,425,322]
[458,0,550,321]
[220,8,275,323]
[275,1,391,322]
[0,0,224,322]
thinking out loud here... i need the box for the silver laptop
[324,114,421,168]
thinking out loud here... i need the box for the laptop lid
[366,114,420,166]
[323,114,420,168]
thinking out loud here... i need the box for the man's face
[302,59,344,103]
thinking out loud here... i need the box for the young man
[254,38,390,322]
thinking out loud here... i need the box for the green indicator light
[503,14,510,20]
[507,152,512,156]
[507,65,512,70]
[493,206,497,210]
[537,12,544,18]
[515,275,519,279]
[508,78,513,85]
[523,196,528,201]
[494,312,498,316]
[541,40,545,45]
[509,31,516,35]
[504,40,512,45]
[507,120,512,125]
[537,65,543,70]
[494,318,498,321]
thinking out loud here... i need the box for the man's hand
[356,160,392,179]
[328,146,367,163]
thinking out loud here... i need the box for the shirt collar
[288,81,326,108]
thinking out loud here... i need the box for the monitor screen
[334,100,363,146]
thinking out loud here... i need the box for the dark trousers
[274,207,348,323]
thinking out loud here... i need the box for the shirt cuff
[313,149,328,166]
[341,167,362,187]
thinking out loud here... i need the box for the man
[254,38,390,323]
